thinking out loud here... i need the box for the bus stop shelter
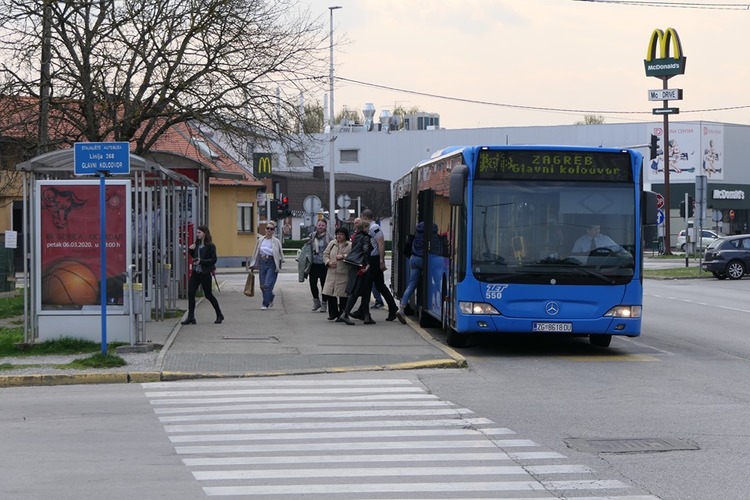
[16,147,205,345]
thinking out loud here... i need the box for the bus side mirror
[643,190,658,226]
[449,164,468,206]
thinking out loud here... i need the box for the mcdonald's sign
[644,28,686,78]
[253,153,273,179]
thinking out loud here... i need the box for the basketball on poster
[39,182,128,309]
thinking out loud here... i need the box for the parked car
[676,229,722,252]
[701,234,750,280]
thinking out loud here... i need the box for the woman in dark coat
[336,220,374,325]
[182,225,224,325]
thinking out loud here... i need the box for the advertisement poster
[647,123,724,183]
[37,180,130,311]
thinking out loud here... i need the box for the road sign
[652,107,680,115]
[74,142,130,175]
[712,210,722,223]
[336,208,351,221]
[648,89,683,101]
[656,193,664,209]
[656,209,665,225]
[336,194,351,208]
[303,195,322,214]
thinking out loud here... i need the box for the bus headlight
[603,306,642,318]
[459,302,500,315]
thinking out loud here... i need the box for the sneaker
[372,302,384,309]
[269,302,274,308]
[395,309,407,324]
[261,306,269,310]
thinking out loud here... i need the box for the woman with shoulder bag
[182,225,224,325]
[337,219,374,325]
[250,222,285,310]
[322,227,352,320]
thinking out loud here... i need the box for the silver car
[676,229,722,252]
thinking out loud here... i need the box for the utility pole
[39,0,53,154]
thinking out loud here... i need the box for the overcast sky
[303,0,750,130]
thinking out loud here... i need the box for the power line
[572,0,750,10]
[338,76,750,118]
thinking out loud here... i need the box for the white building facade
[282,117,749,244]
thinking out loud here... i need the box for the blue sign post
[74,142,131,355]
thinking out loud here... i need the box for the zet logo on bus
[644,27,686,78]
[485,284,508,300]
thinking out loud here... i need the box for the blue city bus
[392,145,657,348]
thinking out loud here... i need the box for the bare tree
[0,0,328,163]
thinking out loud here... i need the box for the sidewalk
[158,269,464,379]
[0,268,464,387]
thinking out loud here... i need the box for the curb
[1,305,468,388]
[0,372,162,388]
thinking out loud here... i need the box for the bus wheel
[589,334,612,348]
[446,329,468,348]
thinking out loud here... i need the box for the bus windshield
[471,181,636,285]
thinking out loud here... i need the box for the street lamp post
[328,5,342,237]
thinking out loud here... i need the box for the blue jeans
[258,257,278,307]
[401,255,423,308]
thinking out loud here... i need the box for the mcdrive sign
[644,28,686,78]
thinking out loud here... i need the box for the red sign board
[656,193,664,209]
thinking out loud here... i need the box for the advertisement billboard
[36,180,131,312]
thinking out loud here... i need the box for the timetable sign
[74,142,131,175]
[648,89,683,101]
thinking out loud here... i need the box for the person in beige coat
[322,227,352,320]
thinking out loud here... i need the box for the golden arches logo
[644,28,686,78]
[254,154,272,178]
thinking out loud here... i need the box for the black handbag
[343,246,365,267]
[343,233,370,267]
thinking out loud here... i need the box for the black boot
[181,317,196,325]
[363,314,376,325]
[335,313,355,325]
[215,313,224,324]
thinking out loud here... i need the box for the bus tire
[446,329,468,348]
[418,307,440,328]
[589,334,612,348]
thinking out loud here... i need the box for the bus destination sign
[476,149,632,182]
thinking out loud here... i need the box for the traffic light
[649,134,660,160]
[274,199,284,219]
[281,196,290,217]
[679,197,695,218]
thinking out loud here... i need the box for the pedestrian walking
[355,209,404,323]
[322,227,352,320]
[182,225,224,325]
[337,219,374,325]
[306,219,332,313]
[250,222,284,310]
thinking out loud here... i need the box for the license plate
[533,322,572,333]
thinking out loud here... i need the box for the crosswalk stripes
[142,378,658,499]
